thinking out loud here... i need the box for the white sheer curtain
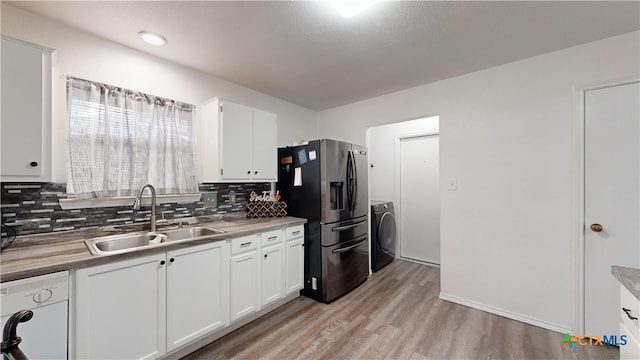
[66,77,198,199]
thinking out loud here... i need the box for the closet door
[399,134,440,265]
[584,81,639,335]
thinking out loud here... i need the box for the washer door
[377,212,397,256]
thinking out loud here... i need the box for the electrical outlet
[229,190,236,204]
[202,191,217,208]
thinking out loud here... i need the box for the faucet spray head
[132,197,141,210]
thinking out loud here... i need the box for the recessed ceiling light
[139,31,167,46]
[329,0,380,18]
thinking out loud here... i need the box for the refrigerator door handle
[331,219,367,231]
[346,150,353,211]
[352,150,358,211]
[346,150,357,212]
[331,237,367,254]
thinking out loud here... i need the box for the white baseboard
[439,292,573,334]
[399,256,441,268]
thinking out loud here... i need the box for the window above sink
[66,77,199,200]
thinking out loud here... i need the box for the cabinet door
[251,109,277,180]
[220,101,252,180]
[166,241,230,352]
[230,249,259,322]
[285,238,304,295]
[621,323,640,360]
[260,243,284,307]
[1,38,44,178]
[75,253,166,360]
[197,99,221,182]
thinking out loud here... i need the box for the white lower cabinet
[75,253,167,360]
[285,225,304,295]
[166,241,229,352]
[75,241,229,359]
[621,323,640,360]
[74,224,304,359]
[260,229,284,307]
[230,234,260,322]
[619,284,640,360]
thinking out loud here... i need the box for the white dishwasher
[1,271,69,360]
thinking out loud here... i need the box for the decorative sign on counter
[246,191,287,218]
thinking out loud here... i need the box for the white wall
[1,3,318,182]
[3,1,639,334]
[367,116,439,202]
[318,31,640,332]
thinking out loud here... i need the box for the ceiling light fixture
[139,31,167,46]
[328,0,380,18]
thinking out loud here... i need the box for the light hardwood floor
[182,259,618,359]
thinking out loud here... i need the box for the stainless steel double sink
[85,226,225,255]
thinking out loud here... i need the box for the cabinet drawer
[620,322,640,360]
[621,285,640,341]
[286,225,304,241]
[231,234,259,255]
[261,229,283,247]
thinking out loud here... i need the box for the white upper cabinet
[0,36,53,181]
[198,97,277,182]
[251,109,278,180]
[219,101,253,180]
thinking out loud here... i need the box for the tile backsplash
[1,182,271,236]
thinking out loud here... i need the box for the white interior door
[399,134,440,264]
[584,81,640,335]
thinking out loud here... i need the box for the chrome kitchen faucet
[133,184,157,232]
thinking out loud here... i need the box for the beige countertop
[612,265,640,301]
[0,215,306,283]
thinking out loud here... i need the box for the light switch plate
[447,178,458,191]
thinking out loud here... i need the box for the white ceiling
[7,1,640,111]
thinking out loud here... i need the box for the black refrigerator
[277,139,369,303]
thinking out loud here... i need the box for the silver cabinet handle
[623,307,638,321]
[240,242,252,247]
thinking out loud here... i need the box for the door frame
[574,76,639,334]
[394,131,440,265]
